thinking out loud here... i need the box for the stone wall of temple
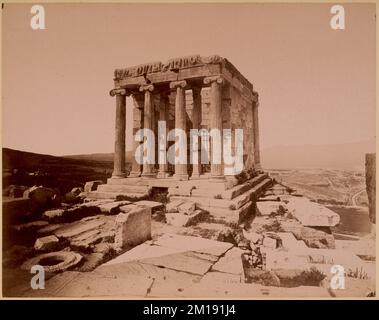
[229,86,255,170]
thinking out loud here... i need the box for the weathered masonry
[109,54,261,180]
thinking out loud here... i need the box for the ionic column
[170,80,188,180]
[191,87,202,178]
[128,94,144,177]
[253,100,262,170]
[157,93,170,178]
[110,88,128,178]
[140,84,156,177]
[204,76,224,179]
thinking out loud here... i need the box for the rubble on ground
[2,180,375,298]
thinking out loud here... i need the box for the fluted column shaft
[157,93,170,178]
[140,84,156,177]
[129,94,144,177]
[204,76,224,179]
[170,80,188,180]
[110,88,127,178]
[191,87,202,178]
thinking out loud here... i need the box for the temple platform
[86,173,273,225]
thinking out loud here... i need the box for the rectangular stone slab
[211,247,244,275]
[153,233,233,257]
[286,197,340,227]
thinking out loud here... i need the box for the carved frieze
[114,55,224,80]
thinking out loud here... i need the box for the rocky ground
[2,181,376,298]
[269,168,368,206]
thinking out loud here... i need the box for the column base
[157,172,171,179]
[190,173,201,179]
[254,163,263,172]
[209,175,226,183]
[172,174,189,181]
[112,173,127,179]
[128,171,141,178]
[141,172,156,179]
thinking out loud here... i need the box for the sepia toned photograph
[1,2,376,299]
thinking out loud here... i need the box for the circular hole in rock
[39,257,64,266]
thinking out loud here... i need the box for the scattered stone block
[43,209,65,221]
[119,204,139,213]
[135,200,164,213]
[34,235,60,252]
[43,203,102,223]
[212,247,244,275]
[97,201,131,215]
[276,232,308,250]
[168,187,192,197]
[11,221,49,233]
[256,201,286,216]
[84,180,103,193]
[23,186,61,212]
[166,209,208,227]
[153,233,233,257]
[279,218,335,249]
[71,187,83,196]
[270,184,288,195]
[258,195,281,202]
[178,201,196,214]
[250,216,281,234]
[286,197,340,227]
[166,200,185,213]
[263,248,310,271]
[114,206,151,250]
[242,230,263,244]
[263,236,277,249]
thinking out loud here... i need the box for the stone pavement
[22,234,333,298]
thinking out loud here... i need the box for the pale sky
[2,3,376,156]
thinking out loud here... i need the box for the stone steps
[170,195,254,225]
[171,178,272,210]
[86,191,148,201]
[97,184,150,194]
[221,174,269,200]
[106,177,145,186]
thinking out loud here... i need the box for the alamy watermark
[134,121,244,175]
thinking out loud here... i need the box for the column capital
[203,75,224,85]
[169,80,187,90]
[109,88,130,97]
[139,84,154,92]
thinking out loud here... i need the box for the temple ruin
[88,55,271,223]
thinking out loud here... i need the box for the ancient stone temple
[87,55,271,223]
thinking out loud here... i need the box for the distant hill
[3,148,66,169]
[261,140,376,171]
[63,151,133,163]
[2,147,116,193]
[2,148,115,170]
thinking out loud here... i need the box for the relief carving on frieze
[114,61,163,80]
[114,55,224,80]
[162,55,202,71]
